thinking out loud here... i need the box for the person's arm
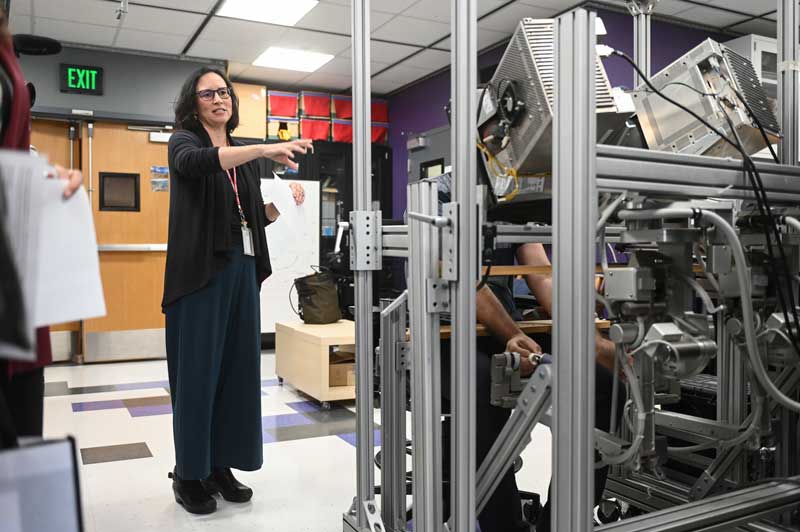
[516,243,615,370]
[219,139,312,171]
[477,285,542,375]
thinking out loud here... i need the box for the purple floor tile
[261,413,314,430]
[337,430,381,448]
[286,400,323,414]
[72,399,125,412]
[128,404,173,417]
[261,378,280,387]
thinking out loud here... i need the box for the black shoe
[201,468,253,503]
[169,469,217,514]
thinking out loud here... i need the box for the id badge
[241,225,254,256]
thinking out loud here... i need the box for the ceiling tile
[372,15,450,46]
[373,0,421,14]
[274,27,352,55]
[114,28,188,54]
[670,6,751,28]
[299,71,353,90]
[238,65,309,87]
[10,14,32,34]
[704,0,776,17]
[132,0,217,12]
[200,16,288,42]
[479,3,558,32]
[517,0,581,10]
[316,56,393,76]
[228,62,251,77]
[296,2,394,34]
[121,4,204,36]
[727,18,777,38]
[371,77,403,93]
[402,0,450,23]
[11,0,32,16]
[597,0,694,16]
[341,41,422,64]
[189,38,256,62]
[400,49,450,70]
[32,18,116,47]
[436,28,509,50]
[35,0,121,28]
[373,63,432,83]
[479,0,512,17]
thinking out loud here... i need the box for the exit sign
[60,64,104,95]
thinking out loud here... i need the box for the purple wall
[387,8,731,217]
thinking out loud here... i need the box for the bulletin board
[259,179,320,334]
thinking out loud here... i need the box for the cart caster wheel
[277,377,284,385]
[597,499,622,524]
[321,401,332,410]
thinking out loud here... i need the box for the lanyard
[225,166,247,227]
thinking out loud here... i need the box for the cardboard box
[267,116,299,140]
[330,362,355,387]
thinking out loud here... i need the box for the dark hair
[174,66,239,134]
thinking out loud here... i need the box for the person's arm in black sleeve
[169,131,223,177]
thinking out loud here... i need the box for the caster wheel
[597,499,622,524]
[322,401,332,410]
[277,377,284,385]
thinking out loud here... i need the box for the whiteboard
[259,179,320,333]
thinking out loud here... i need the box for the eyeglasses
[196,87,233,101]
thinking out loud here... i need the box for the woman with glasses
[163,67,311,514]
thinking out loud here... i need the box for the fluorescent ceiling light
[218,0,318,27]
[253,47,334,72]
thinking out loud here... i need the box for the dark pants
[165,244,263,480]
[535,362,622,532]
[441,337,529,532]
[0,363,45,445]
[441,337,623,532]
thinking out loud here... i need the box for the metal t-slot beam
[778,0,800,165]
[476,364,553,515]
[626,0,657,86]
[379,292,408,531]
[449,0,478,530]
[552,8,597,532]
[597,476,800,532]
[347,0,375,530]
[407,179,443,532]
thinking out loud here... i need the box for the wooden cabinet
[232,82,267,140]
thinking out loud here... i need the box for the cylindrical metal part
[609,322,639,344]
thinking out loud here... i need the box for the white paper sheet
[0,150,106,361]
[265,172,300,226]
[33,183,106,327]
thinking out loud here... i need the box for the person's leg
[165,261,237,481]
[4,367,44,438]
[0,362,18,449]
[536,362,626,532]
[476,337,528,532]
[210,252,263,473]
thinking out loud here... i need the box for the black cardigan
[161,128,272,310]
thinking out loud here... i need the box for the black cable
[613,50,800,352]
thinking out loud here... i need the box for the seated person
[432,173,621,532]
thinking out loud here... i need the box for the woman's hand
[289,182,305,205]
[261,139,313,170]
[49,164,84,199]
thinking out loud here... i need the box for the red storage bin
[371,122,389,144]
[332,95,352,120]
[371,99,389,122]
[332,119,353,143]
[268,91,298,117]
[300,91,331,118]
[301,118,331,140]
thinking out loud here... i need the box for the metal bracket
[349,210,382,271]
[397,341,411,372]
[426,278,450,313]
[625,0,659,16]
[779,59,800,72]
[442,202,459,281]
[362,500,386,532]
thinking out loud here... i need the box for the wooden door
[81,123,169,352]
[31,119,81,334]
